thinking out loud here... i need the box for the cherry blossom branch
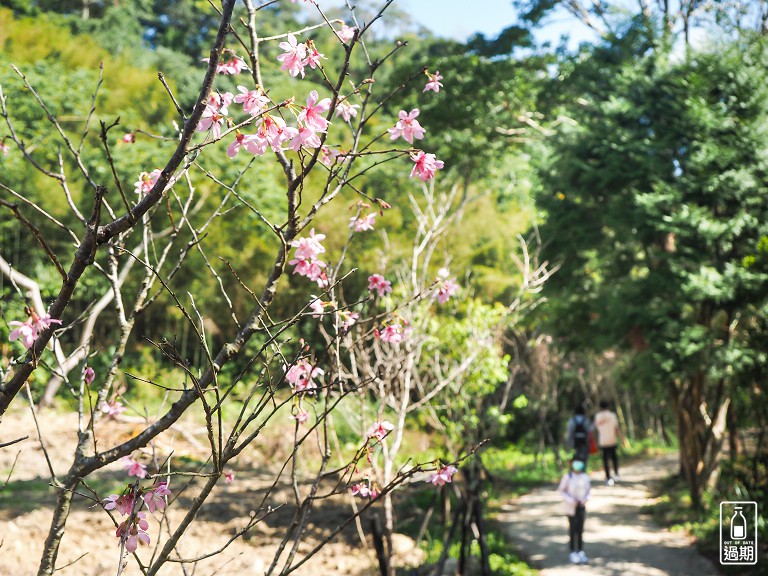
[0,0,237,416]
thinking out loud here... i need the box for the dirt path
[497,454,721,576]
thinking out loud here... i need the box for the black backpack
[572,416,588,449]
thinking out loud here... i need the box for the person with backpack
[594,399,622,485]
[566,404,594,464]
[558,457,591,564]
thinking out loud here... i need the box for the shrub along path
[497,453,722,576]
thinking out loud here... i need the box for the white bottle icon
[731,506,747,540]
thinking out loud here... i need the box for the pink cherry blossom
[433,271,459,304]
[9,311,62,349]
[388,109,426,144]
[290,258,328,286]
[291,229,326,261]
[9,319,36,349]
[143,482,171,513]
[349,213,376,232]
[120,456,148,479]
[367,274,392,297]
[83,366,95,385]
[305,42,326,70]
[339,310,359,331]
[285,358,324,393]
[335,100,360,123]
[336,24,357,43]
[121,133,135,144]
[134,169,162,196]
[309,297,326,317]
[409,151,444,181]
[196,106,227,139]
[258,114,291,151]
[227,131,266,158]
[225,470,235,483]
[351,482,378,498]
[429,464,458,486]
[292,409,310,424]
[30,312,62,335]
[351,482,371,498]
[102,493,135,516]
[289,125,322,151]
[277,34,307,78]
[116,512,150,553]
[203,49,247,75]
[100,399,125,418]
[298,90,331,132]
[365,420,395,442]
[379,323,405,344]
[0,141,9,155]
[234,85,269,116]
[207,91,234,115]
[423,70,443,93]
[320,146,345,167]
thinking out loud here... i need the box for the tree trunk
[672,374,729,510]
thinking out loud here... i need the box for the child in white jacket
[557,458,591,564]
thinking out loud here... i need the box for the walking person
[566,404,593,464]
[594,399,621,485]
[558,458,591,564]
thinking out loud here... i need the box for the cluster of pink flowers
[234,85,269,116]
[103,481,171,553]
[367,274,392,297]
[289,229,329,286]
[338,309,360,331]
[429,464,458,486]
[351,480,379,499]
[8,310,62,349]
[349,213,376,232]
[101,398,126,418]
[203,48,248,75]
[120,456,148,479]
[423,70,443,93]
[365,420,395,442]
[320,146,347,167]
[277,34,325,78]
[433,268,459,304]
[335,99,360,123]
[134,169,162,196]
[205,88,333,157]
[224,470,235,484]
[308,297,359,332]
[285,357,324,394]
[410,151,444,181]
[375,323,406,344]
[335,24,357,43]
[292,408,310,424]
[388,109,426,144]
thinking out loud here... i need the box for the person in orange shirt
[593,400,621,485]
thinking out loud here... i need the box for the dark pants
[601,445,619,480]
[568,505,586,552]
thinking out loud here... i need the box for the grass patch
[0,476,57,514]
[646,456,767,576]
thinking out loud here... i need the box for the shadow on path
[497,454,721,576]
